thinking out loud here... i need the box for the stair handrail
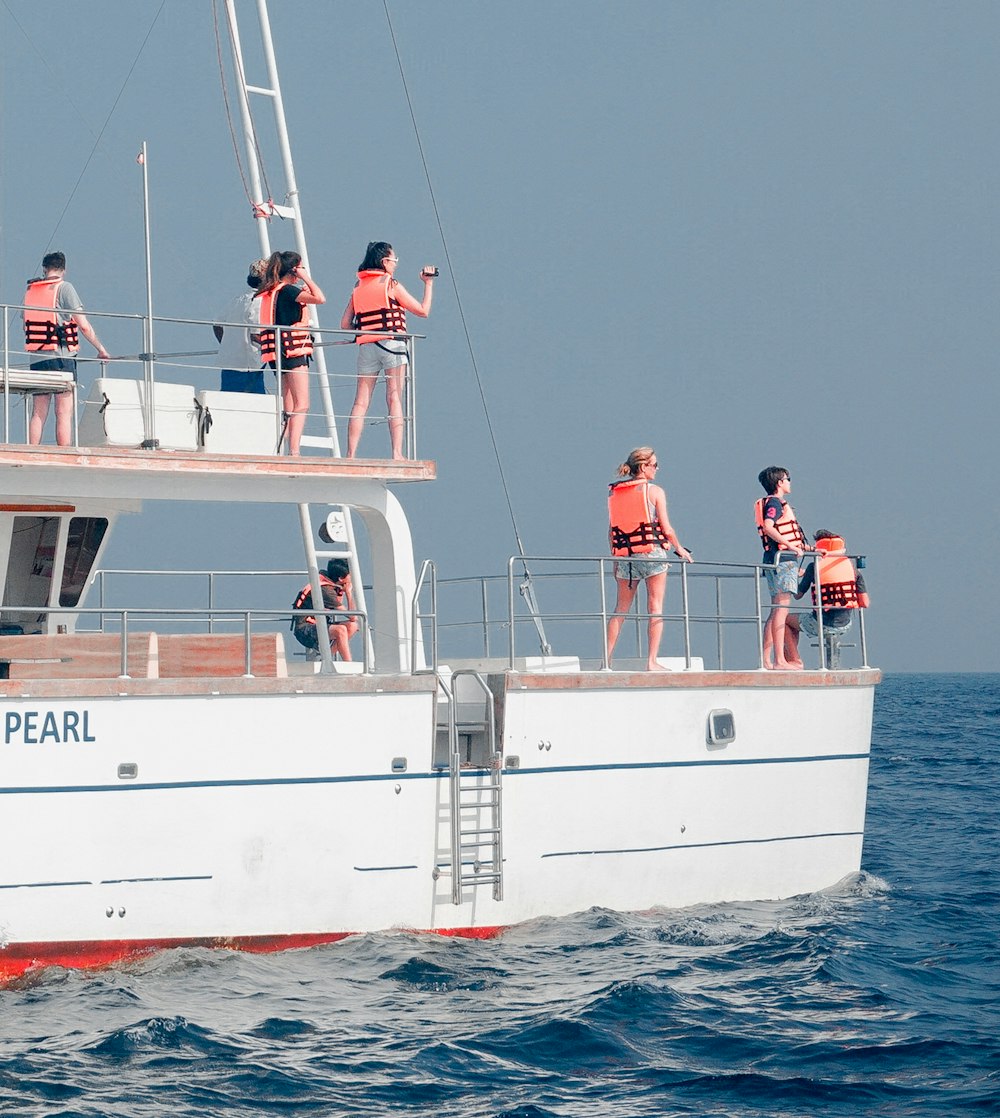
[411,558,438,674]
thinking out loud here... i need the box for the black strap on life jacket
[819,580,860,609]
[353,305,407,336]
[24,318,79,350]
[610,521,662,555]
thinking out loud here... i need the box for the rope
[214,0,275,215]
[382,1,550,653]
[382,2,528,562]
[38,1,169,250]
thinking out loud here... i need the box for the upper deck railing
[0,302,425,459]
[413,554,871,673]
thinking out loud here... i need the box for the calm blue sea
[0,673,997,1118]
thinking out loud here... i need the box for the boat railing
[411,558,439,675]
[0,603,370,679]
[93,567,310,631]
[409,554,870,672]
[90,566,379,673]
[0,302,425,459]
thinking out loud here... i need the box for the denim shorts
[800,612,851,637]
[614,546,670,582]
[30,357,78,380]
[765,559,800,596]
[357,342,408,375]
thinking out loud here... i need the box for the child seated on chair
[786,529,869,667]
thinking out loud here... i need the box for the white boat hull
[0,669,875,977]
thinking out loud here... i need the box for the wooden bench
[0,632,159,680]
[155,633,287,679]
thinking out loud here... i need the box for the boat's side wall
[492,674,874,914]
[0,672,876,963]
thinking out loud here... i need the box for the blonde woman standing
[606,447,692,671]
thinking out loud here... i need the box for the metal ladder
[221,0,369,668]
[437,671,504,903]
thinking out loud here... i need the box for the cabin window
[59,518,110,607]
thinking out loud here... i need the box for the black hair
[326,558,350,581]
[358,241,393,272]
[42,251,66,271]
[814,528,836,541]
[758,466,789,495]
[261,250,301,290]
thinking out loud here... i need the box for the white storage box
[195,390,281,455]
[79,378,198,450]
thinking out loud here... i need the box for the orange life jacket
[256,282,312,363]
[812,537,870,609]
[23,278,79,353]
[754,496,806,552]
[609,479,663,556]
[350,270,408,344]
[291,573,341,627]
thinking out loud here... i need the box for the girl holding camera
[341,241,435,460]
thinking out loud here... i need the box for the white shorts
[357,342,408,375]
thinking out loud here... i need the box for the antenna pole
[139,141,158,448]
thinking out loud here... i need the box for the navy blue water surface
[1,674,997,1117]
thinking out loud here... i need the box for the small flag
[136,151,145,165]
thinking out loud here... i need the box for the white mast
[222,0,369,663]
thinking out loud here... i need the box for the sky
[1,0,997,672]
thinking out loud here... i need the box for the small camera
[421,266,439,278]
[331,583,346,595]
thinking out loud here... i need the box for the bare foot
[773,660,804,671]
[647,661,673,672]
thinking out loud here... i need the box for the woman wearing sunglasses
[606,446,692,671]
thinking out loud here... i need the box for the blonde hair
[616,446,655,479]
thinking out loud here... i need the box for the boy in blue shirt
[755,466,807,670]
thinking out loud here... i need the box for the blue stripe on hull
[0,751,869,797]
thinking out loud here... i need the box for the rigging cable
[213,0,275,216]
[30,0,169,251]
[382,1,551,653]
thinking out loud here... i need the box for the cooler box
[79,378,198,450]
[195,390,281,454]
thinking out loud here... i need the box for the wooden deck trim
[156,633,287,679]
[0,444,435,482]
[0,633,158,681]
[0,672,437,699]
